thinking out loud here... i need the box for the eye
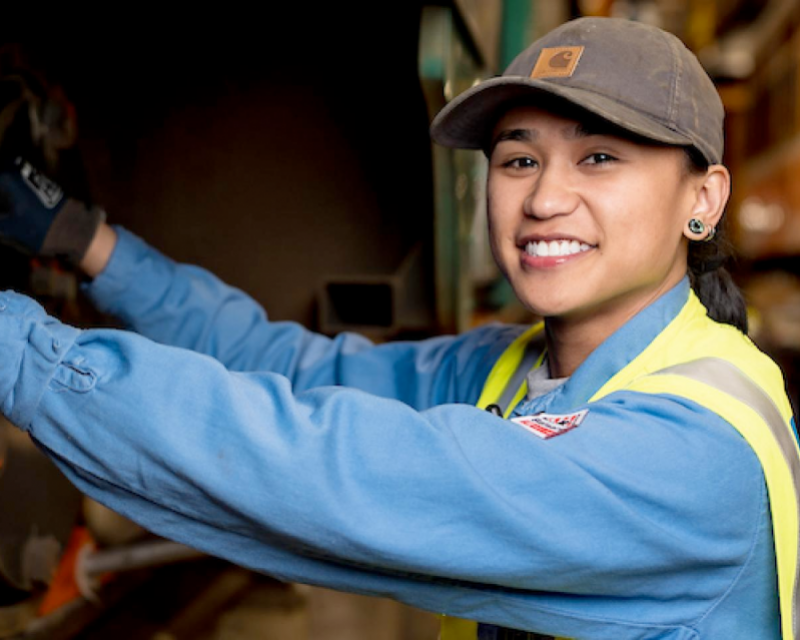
[582,152,617,165]
[502,156,538,170]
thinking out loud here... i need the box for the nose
[523,162,580,219]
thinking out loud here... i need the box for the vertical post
[500,0,535,69]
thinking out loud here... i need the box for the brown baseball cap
[430,17,724,165]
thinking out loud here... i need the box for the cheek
[608,175,689,245]
[485,197,504,258]
[608,205,688,274]
[485,194,517,279]
[486,179,518,233]
[486,185,504,241]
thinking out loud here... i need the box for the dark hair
[684,148,748,334]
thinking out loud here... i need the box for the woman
[0,17,794,640]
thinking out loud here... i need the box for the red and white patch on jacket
[511,409,588,439]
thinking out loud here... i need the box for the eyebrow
[568,122,600,139]
[489,122,604,154]
[490,128,535,153]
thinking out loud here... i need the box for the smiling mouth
[524,239,593,258]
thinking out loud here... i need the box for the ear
[684,164,730,241]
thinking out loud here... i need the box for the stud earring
[687,218,705,235]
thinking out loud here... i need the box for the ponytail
[684,148,748,334]
[688,264,749,334]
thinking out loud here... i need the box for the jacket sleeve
[0,291,770,635]
[82,227,517,408]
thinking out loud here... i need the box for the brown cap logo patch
[531,46,584,79]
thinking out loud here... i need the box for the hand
[0,157,105,264]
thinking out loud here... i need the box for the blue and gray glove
[0,157,105,264]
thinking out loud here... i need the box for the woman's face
[487,106,700,331]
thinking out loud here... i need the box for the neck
[543,279,683,378]
[545,315,612,379]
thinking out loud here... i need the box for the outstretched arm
[0,163,513,404]
[82,227,516,406]
[0,291,770,636]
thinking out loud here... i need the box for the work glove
[0,157,105,265]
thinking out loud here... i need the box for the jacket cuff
[0,291,81,430]
[82,225,170,317]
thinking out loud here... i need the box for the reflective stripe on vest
[624,360,800,640]
[475,322,545,417]
[442,291,800,640]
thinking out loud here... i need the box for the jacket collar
[514,278,691,416]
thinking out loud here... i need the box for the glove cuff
[40,198,106,264]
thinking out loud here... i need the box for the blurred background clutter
[2,1,800,637]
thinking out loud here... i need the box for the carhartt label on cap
[530,46,584,79]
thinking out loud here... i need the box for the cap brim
[430,77,695,151]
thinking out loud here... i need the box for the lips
[523,239,593,258]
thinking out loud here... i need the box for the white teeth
[525,240,592,257]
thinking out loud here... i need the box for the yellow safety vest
[442,291,800,640]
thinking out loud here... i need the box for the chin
[515,293,574,319]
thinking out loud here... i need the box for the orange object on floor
[37,526,100,616]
